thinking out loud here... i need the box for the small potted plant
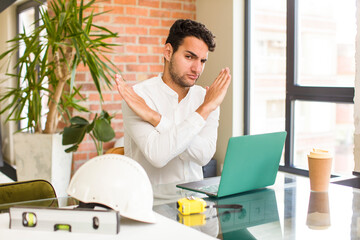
[62,110,115,156]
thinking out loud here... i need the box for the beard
[168,58,199,88]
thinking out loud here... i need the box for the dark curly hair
[165,19,216,53]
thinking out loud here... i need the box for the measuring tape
[9,206,120,234]
[177,197,242,215]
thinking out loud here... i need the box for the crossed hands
[196,68,232,120]
[115,74,161,127]
[115,68,231,125]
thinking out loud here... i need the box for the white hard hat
[67,154,156,223]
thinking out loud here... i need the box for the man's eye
[186,55,192,59]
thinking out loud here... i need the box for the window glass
[18,4,48,132]
[250,0,287,164]
[297,0,356,87]
[18,7,36,130]
[293,101,354,175]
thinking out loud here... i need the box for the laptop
[176,131,287,198]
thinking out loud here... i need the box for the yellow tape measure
[177,197,206,215]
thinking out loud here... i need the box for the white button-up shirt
[122,74,219,187]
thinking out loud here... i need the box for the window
[245,0,355,176]
[17,1,46,131]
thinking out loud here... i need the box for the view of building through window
[18,3,48,132]
[250,0,355,175]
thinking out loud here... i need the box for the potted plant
[62,110,115,156]
[0,0,119,196]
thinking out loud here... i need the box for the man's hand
[196,68,232,120]
[115,74,161,127]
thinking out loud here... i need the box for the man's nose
[191,60,203,73]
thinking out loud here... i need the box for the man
[115,19,231,187]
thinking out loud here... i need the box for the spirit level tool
[9,206,120,234]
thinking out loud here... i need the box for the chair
[105,146,124,155]
[0,179,58,212]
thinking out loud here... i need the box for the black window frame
[244,0,355,176]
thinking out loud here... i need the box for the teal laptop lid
[176,131,287,198]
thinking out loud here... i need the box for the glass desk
[0,172,359,239]
[153,172,360,239]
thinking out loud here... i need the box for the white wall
[0,5,17,164]
[197,0,245,173]
[354,0,360,173]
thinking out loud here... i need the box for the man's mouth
[187,74,199,81]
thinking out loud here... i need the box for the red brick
[73,153,87,161]
[160,37,167,44]
[103,103,122,111]
[113,16,137,25]
[112,121,124,128]
[115,132,124,139]
[112,45,125,54]
[152,46,165,54]
[90,105,100,112]
[139,36,160,45]
[77,64,89,72]
[121,73,137,81]
[114,112,123,119]
[139,17,160,27]
[89,151,98,159]
[126,64,148,72]
[77,142,96,152]
[114,93,123,101]
[161,19,176,27]
[79,83,98,91]
[139,55,160,63]
[161,2,182,10]
[75,73,86,82]
[89,93,100,101]
[114,0,136,5]
[150,64,164,72]
[183,3,196,11]
[103,141,115,150]
[126,6,149,16]
[103,25,125,34]
[114,55,137,63]
[126,45,148,54]
[171,12,195,19]
[101,93,113,101]
[149,28,169,36]
[125,26,148,35]
[139,0,160,8]
[116,36,137,44]
[103,6,125,14]
[149,9,171,18]
[93,14,110,23]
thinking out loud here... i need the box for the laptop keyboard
[198,184,219,193]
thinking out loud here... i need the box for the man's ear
[164,43,173,62]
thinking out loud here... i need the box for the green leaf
[62,125,87,145]
[93,118,115,142]
[69,116,89,125]
[65,145,79,153]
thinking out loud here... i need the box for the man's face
[168,36,209,88]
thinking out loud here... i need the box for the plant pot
[14,133,72,197]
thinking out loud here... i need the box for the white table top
[0,211,216,240]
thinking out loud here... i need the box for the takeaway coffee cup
[307,149,332,192]
[306,191,331,230]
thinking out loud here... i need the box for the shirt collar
[158,73,193,101]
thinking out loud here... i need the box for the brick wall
[72,0,196,173]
